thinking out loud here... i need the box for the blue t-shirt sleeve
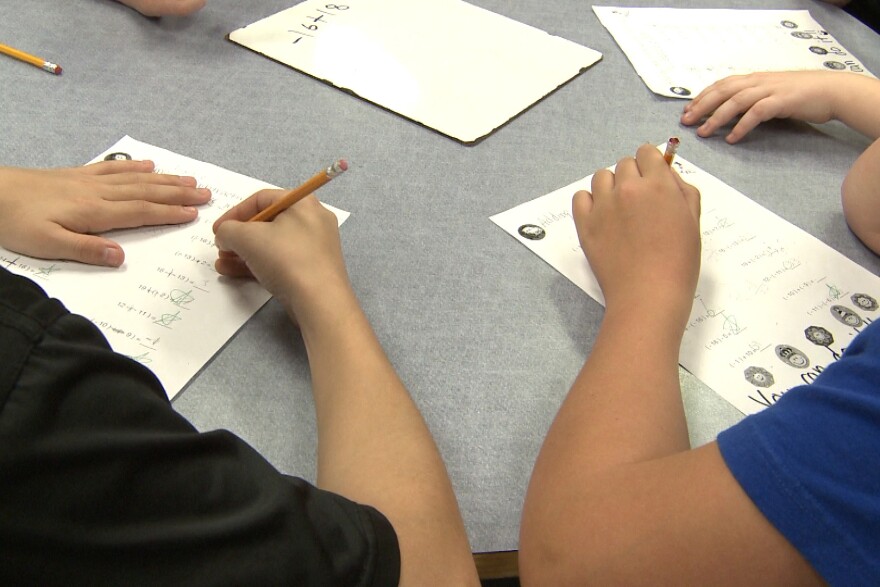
[718,320,880,585]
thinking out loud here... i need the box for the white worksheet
[0,136,350,399]
[228,0,602,144]
[593,7,874,99]
[491,147,880,415]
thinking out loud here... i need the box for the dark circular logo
[823,61,846,70]
[518,224,546,240]
[104,152,132,161]
[808,46,828,55]
[670,86,691,97]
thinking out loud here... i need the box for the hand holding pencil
[214,191,352,319]
[571,143,701,324]
[247,159,347,222]
[213,160,351,315]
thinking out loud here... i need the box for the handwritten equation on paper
[489,149,880,415]
[0,136,350,399]
[593,7,875,99]
[287,3,350,45]
[228,0,603,144]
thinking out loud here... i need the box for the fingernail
[198,188,211,197]
[183,206,198,214]
[103,247,124,267]
[180,175,198,186]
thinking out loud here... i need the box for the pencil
[663,137,680,166]
[0,42,62,75]
[247,159,348,222]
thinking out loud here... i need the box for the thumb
[214,219,263,260]
[672,173,701,222]
[43,227,126,267]
[213,220,260,278]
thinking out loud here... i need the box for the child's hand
[114,0,206,17]
[681,71,843,143]
[573,144,701,326]
[213,194,352,328]
[0,161,210,266]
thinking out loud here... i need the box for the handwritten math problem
[288,4,350,45]
[228,0,602,143]
[0,254,61,280]
[0,136,354,399]
[491,148,880,415]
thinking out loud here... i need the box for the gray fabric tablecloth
[3,0,879,553]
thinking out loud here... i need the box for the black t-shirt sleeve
[0,268,400,587]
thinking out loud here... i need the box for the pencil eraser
[338,159,348,171]
[53,65,62,75]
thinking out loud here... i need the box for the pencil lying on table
[247,159,348,222]
[0,42,62,75]
[663,137,680,166]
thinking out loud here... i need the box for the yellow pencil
[247,160,348,222]
[0,42,62,75]
[663,137,680,166]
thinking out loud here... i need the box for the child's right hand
[213,193,354,329]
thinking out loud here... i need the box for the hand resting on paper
[680,70,880,143]
[0,160,210,266]
[680,70,880,255]
[114,0,206,17]
[572,143,702,328]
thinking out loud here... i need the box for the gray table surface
[3,0,879,554]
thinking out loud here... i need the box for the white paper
[593,7,874,99]
[229,0,602,143]
[491,148,880,415]
[0,136,350,399]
